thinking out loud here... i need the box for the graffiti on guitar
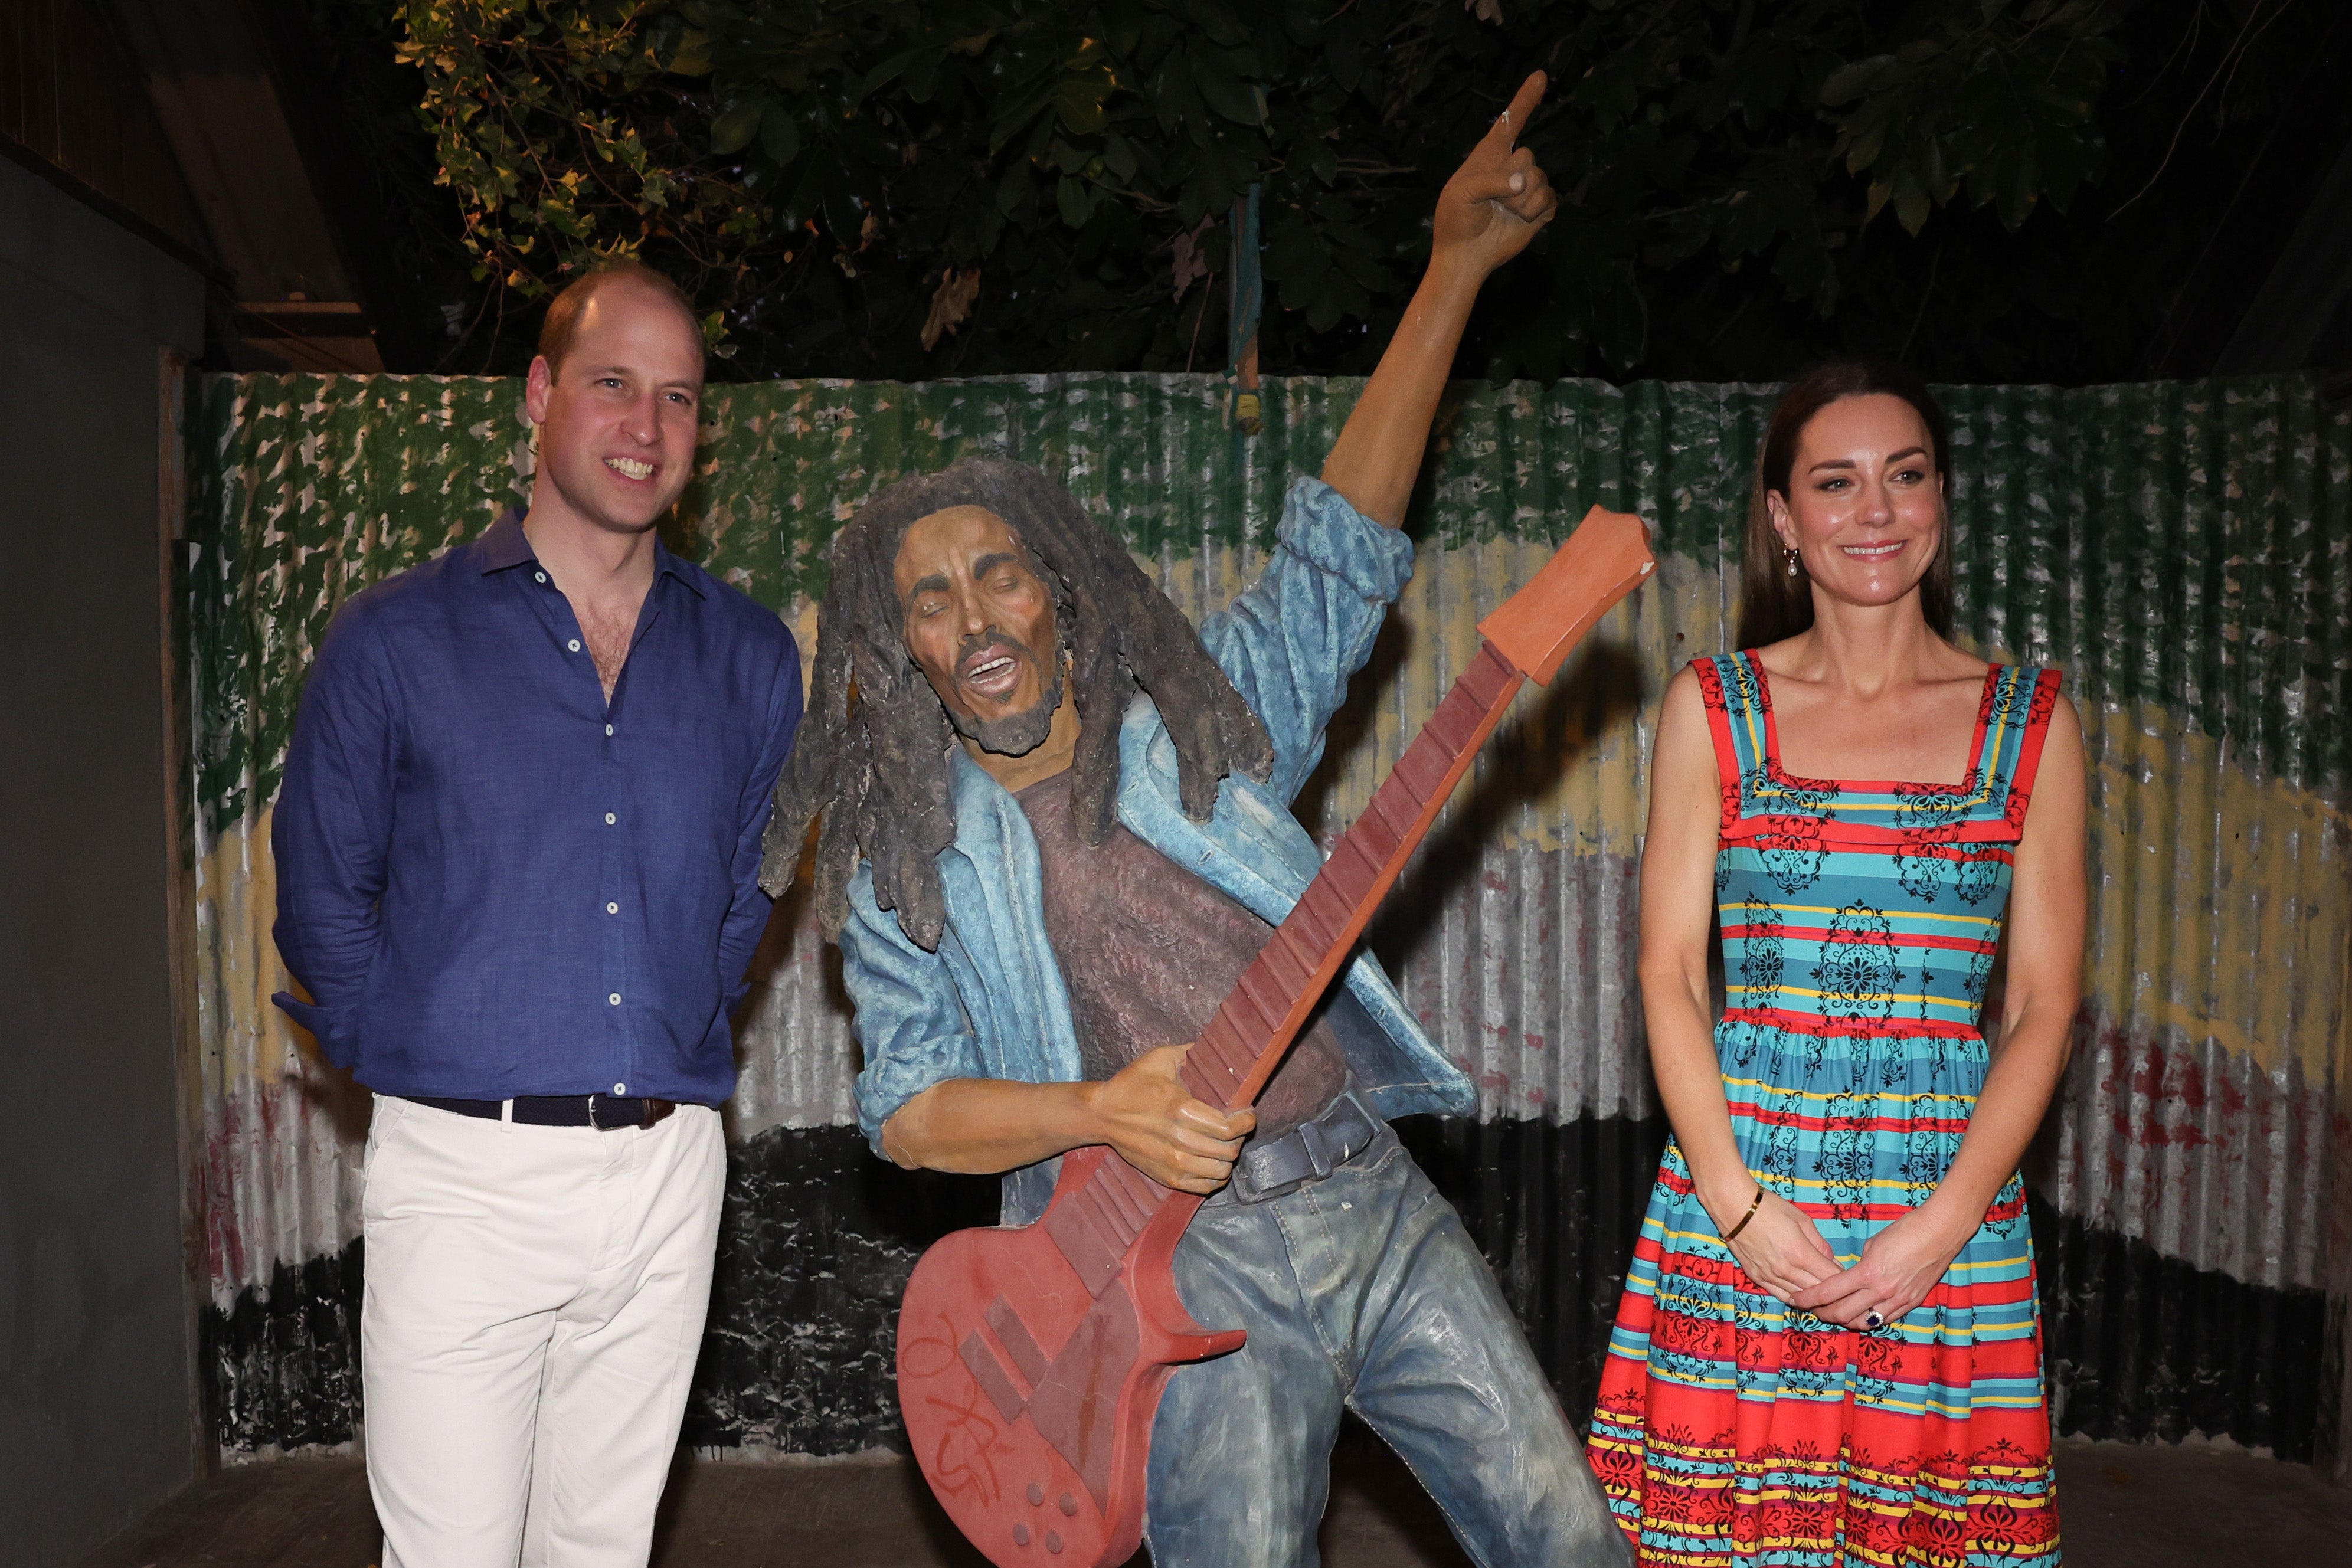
[897,503,1654,1567]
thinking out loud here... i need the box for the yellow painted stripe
[1720,1074,1979,1107]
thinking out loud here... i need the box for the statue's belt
[1224,1085,1381,1205]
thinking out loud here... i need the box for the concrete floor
[80,1430,2352,1567]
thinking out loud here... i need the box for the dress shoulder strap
[1692,653,1771,829]
[1977,664,2066,834]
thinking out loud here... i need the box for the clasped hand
[1084,1043,1255,1195]
[1719,1189,1966,1331]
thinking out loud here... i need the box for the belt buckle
[1229,1127,1321,1207]
[1226,1158,1290,1206]
[589,1094,671,1130]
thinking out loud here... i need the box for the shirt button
[605,723,614,736]
[613,1082,627,1095]
[534,571,547,584]
[608,993,622,1006]
[568,638,582,653]
[604,812,616,825]
[606,901,619,914]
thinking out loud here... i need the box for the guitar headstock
[1476,505,1654,686]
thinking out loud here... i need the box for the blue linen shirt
[270,509,802,1105]
[832,477,1476,1223]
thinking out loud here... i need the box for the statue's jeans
[1144,1123,1630,1568]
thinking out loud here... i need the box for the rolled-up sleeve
[1197,476,1415,805]
[837,868,986,1153]
[270,604,400,1065]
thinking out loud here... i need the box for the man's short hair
[536,260,702,373]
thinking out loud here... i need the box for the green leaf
[1294,127,1330,185]
[1844,119,1888,175]
[710,100,763,156]
[1326,18,1365,93]
[1058,175,1091,227]
[1819,57,1887,108]
[1188,0,1252,49]
[668,28,714,77]
[1056,77,1110,136]
[905,48,943,103]
[1102,132,1137,184]
[997,161,1036,218]
[759,104,799,166]
[1892,171,1931,235]
[1998,140,2039,230]
[1189,49,1262,126]
[855,50,919,107]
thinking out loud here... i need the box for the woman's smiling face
[1768,392,1945,613]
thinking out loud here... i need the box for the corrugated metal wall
[184,370,2351,1468]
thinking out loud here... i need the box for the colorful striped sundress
[1590,651,2065,1567]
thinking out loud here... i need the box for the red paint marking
[1720,924,1998,955]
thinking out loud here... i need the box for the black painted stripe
[198,1117,2332,1465]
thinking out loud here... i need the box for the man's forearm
[880,1078,1098,1173]
[879,1048,1254,1195]
[1319,257,1484,528]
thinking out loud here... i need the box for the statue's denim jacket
[834,477,1476,1223]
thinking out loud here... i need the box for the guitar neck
[1036,506,1651,1297]
[1176,640,1522,1112]
[1041,640,1526,1299]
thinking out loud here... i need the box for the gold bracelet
[1721,1185,1765,1242]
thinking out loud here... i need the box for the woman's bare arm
[1640,667,1842,1300]
[1794,693,2087,1327]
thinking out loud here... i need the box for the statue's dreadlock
[758,457,1273,951]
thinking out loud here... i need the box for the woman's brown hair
[1734,360,1956,651]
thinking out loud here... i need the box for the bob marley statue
[761,73,1625,1568]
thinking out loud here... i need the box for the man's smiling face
[892,505,1062,754]
[524,277,704,536]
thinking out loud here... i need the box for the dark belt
[404,1094,679,1130]
[1226,1087,1381,1204]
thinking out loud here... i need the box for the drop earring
[1784,547,1801,579]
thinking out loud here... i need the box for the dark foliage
[303,1,2351,385]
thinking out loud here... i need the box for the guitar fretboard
[1042,640,1525,1295]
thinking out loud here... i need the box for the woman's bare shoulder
[1658,660,1709,726]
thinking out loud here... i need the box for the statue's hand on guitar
[1079,1045,1255,1195]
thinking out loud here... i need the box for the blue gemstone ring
[1863,1311,1886,1330]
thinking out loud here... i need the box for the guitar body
[897,1147,1235,1567]
[897,507,1655,1568]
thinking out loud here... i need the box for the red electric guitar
[896,505,1655,1567]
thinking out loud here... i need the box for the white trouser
[359,1094,727,1568]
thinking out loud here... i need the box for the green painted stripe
[188,371,2349,832]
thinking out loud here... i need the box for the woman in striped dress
[1590,361,2085,1566]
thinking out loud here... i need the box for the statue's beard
[949,657,1065,757]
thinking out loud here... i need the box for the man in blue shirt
[763,76,1621,1567]
[272,260,801,1568]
